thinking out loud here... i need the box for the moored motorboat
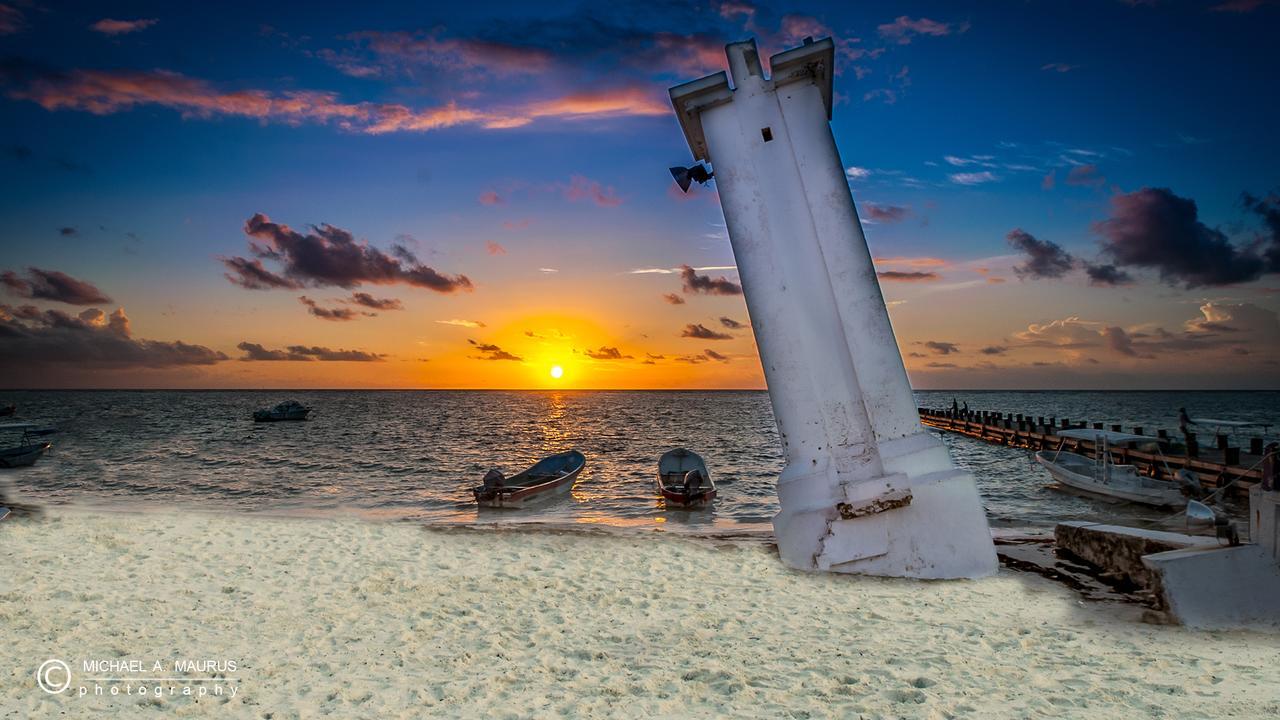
[1034,428,1194,507]
[253,400,311,422]
[0,423,56,469]
[472,450,586,507]
[656,448,716,509]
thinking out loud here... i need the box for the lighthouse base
[773,468,998,579]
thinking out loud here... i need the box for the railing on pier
[917,407,1266,497]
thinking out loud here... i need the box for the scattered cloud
[346,292,402,310]
[680,265,742,296]
[878,270,940,282]
[1040,63,1078,73]
[485,240,507,256]
[1093,187,1275,287]
[584,345,633,360]
[90,18,158,35]
[718,316,744,329]
[861,202,910,223]
[702,348,729,362]
[873,256,948,268]
[0,3,25,35]
[237,341,384,361]
[949,171,998,185]
[220,257,302,290]
[58,226,77,237]
[223,213,472,293]
[468,338,522,361]
[1209,0,1269,12]
[1007,229,1074,280]
[1,61,667,137]
[1065,164,1106,188]
[845,166,871,180]
[662,292,686,305]
[1,267,112,305]
[299,295,367,321]
[1083,263,1133,287]
[980,346,1008,355]
[478,190,503,205]
[562,175,622,207]
[925,341,960,355]
[681,323,733,340]
[436,319,486,328]
[877,16,956,44]
[0,305,227,368]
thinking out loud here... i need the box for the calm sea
[2,390,1276,532]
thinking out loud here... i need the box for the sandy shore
[1,510,1277,718]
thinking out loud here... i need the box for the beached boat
[253,400,311,422]
[0,423,55,469]
[656,448,716,509]
[472,450,585,507]
[1035,428,1191,507]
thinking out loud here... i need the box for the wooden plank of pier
[917,408,1263,497]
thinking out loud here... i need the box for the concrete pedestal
[669,38,996,578]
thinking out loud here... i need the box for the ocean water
[2,390,1275,532]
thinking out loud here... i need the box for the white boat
[1034,428,1190,508]
[0,423,55,469]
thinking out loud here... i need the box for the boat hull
[657,483,717,509]
[1035,451,1185,507]
[473,451,586,508]
[0,442,51,469]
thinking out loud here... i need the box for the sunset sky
[1,0,1278,389]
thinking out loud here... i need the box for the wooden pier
[918,407,1268,497]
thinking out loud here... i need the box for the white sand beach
[2,509,1278,719]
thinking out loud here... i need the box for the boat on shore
[656,448,716,509]
[1035,428,1193,507]
[472,450,585,508]
[0,423,56,469]
[253,400,311,422]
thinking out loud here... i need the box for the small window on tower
[761,127,773,142]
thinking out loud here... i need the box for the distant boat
[472,450,585,507]
[0,422,56,469]
[0,404,15,417]
[253,400,311,422]
[656,448,716,509]
[1035,428,1193,507]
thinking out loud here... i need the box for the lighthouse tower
[669,38,997,578]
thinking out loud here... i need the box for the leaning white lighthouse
[669,38,997,578]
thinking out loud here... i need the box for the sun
[549,365,564,380]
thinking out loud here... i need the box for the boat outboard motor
[482,469,505,489]
[1186,500,1240,546]
[683,469,704,499]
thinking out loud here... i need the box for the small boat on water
[0,404,15,417]
[0,423,57,469]
[472,450,586,507]
[1035,428,1195,507]
[253,400,311,422]
[656,448,716,509]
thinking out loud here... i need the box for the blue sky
[1,0,1277,388]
